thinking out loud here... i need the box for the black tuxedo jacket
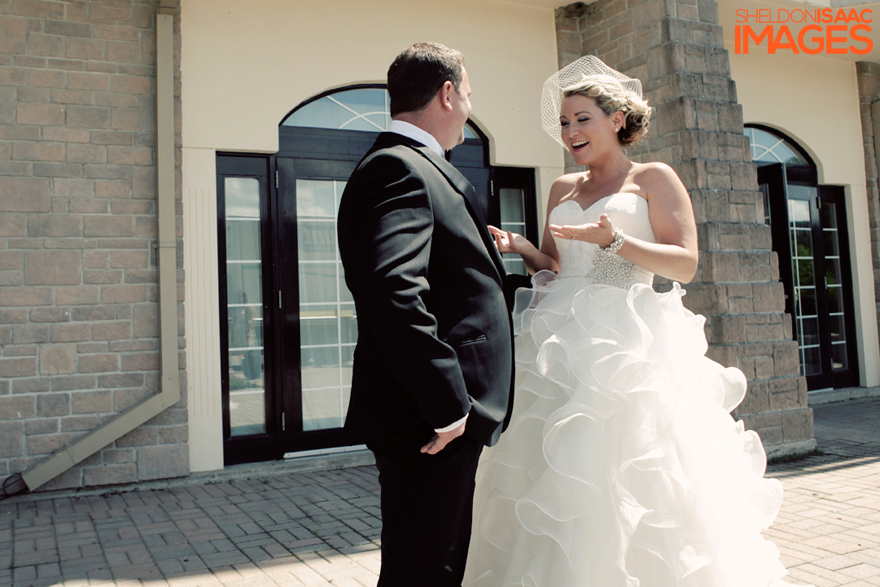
[337,132,515,447]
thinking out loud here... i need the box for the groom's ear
[438,80,455,112]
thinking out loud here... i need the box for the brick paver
[1,396,879,586]
[767,397,880,587]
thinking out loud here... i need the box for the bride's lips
[570,140,588,152]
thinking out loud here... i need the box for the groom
[337,43,515,586]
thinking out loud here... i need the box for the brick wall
[0,0,187,490]
[556,1,814,455]
[856,62,880,345]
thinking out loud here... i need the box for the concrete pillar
[856,62,880,344]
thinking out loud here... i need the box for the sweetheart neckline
[552,192,647,216]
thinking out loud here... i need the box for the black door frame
[216,155,281,465]
[756,155,859,390]
[275,154,360,453]
[817,184,859,387]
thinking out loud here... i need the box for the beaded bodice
[551,192,656,288]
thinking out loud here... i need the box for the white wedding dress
[465,192,801,587]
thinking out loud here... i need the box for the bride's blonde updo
[562,75,652,147]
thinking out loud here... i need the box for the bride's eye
[578,117,590,123]
[560,120,569,127]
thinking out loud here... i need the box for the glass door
[296,179,355,432]
[788,191,823,379]
[757,163,858,390]
[492,167,538,277]
[276,157,359,452]
[225,176,267,435]
[817,187,857,380]
[217,156,278,465]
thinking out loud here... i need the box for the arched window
[745,125,857,390]
[281,86,479,139]
[745,127,808,166]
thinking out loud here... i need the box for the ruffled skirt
[464,272,796,587]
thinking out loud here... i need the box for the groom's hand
[420,420,467,455]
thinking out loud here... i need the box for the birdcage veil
[541,55,643,146]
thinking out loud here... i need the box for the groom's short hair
[387,42,465,117]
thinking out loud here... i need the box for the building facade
[0,0,877,493]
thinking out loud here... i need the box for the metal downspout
[19,2,181,491]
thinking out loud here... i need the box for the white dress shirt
[388,120,445,158]
[387,120,469,435]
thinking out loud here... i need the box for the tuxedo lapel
[369,132,507,285]
[414,147,507,286]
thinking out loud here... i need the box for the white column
[183,147,225,472]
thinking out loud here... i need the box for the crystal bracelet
[601,227,625,254]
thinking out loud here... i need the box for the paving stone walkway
[765,397,880,587]
[1,396,878,587]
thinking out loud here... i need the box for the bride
[463,56,806,587]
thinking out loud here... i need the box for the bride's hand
[488,225,533,256]
[550,214,616,247]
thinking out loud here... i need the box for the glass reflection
[789,199,811,229]
[825,258,841,288]
[794,231,812,259]
[504,258,527,276]
[826,285,842,314]
[820,201,838,229]
[298,221,337,262]
[744,127,808,165]
[301,346,341,389]
[760,184,771,225]
[340,304,357,345]
[788,198,822,379]
[829,315,845,341]
[500,189,525,222]
[297,179,355,432]
[225,177,260,218]
[800,317,819,346]
[225,177,266,436]
[802,346,821,376]
[822,231,839,259]
[299,263,339,305]
[832,343,848,370]
[819,199,849,374]
[297,179,337,219]
[797,260,814,289]
[226,263,262,307]
[288,88,388,132]
[226,221,261,261]
[300,305,340,347]
[796,287,817,317]
[341,345,354,387]
[302,388,343,431]
[500,188,527,276]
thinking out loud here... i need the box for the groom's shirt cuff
[435,414,468,434]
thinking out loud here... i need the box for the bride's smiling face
[559,95,621,165]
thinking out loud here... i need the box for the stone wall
[0,0,187,490]
[857,62,880,346]
[555,1,814,456]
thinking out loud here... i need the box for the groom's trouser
[367,421,482,587]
